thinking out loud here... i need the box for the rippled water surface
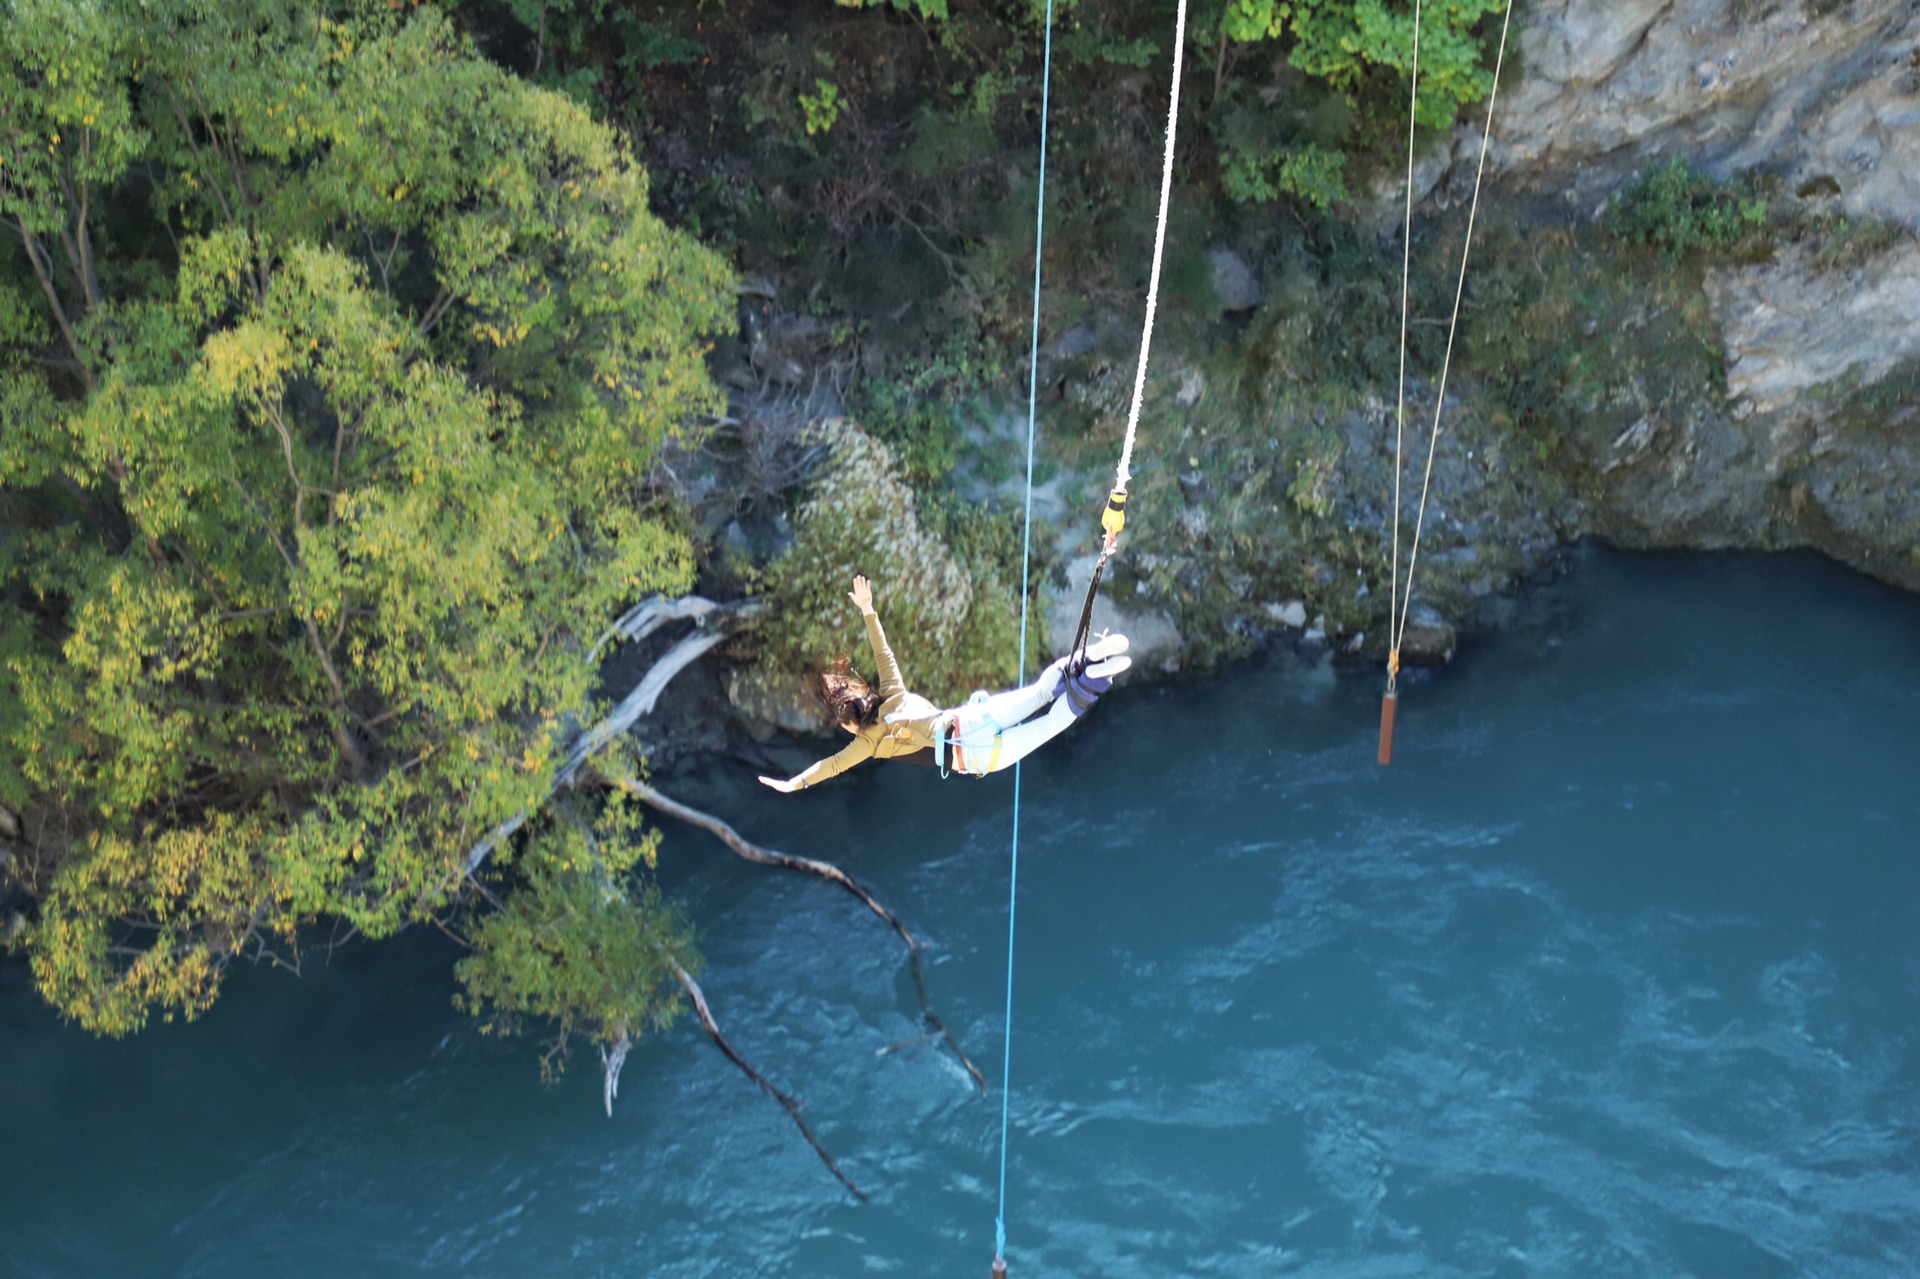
[6,549,1919,1278]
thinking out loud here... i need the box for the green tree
[1205,0,1505,127]
[1200,0,1507,208]
[0,0,731,1070]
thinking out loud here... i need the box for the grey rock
[1046,554,1184,673]
[1208,248,1264,313]
[1366,138,1453,217]
[1174,365,1207,407]
[1398,603,1458,667]
[1573,235,1920,593]
[1496,0,1920,228]
[1794,29,1920,230]
[726,667,831,741]
[1709,240,1920,415]
[1579,233,1920,582]
[1043,324,1100,362]
[1267,600,1309,629]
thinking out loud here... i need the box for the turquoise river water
[4,547,1918,1278]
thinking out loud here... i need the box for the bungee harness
[933,701,1005,779]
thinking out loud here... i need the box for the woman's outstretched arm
[850,574,906,702]
[759,732,877,792]
[759,575,893,794]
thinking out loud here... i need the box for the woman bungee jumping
[757,574,1129,792]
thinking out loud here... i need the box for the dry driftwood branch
[601,1028,631,1118]
[463,596,759,876]
[673,963,869,1202]
[598,962,866,1201]
[614,774,987,1095]
[591,592,742,661]
[458,588,972,1204]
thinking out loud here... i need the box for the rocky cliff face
[1471,0,1920,592]
[1578,239,1920,588]
[1498,0,1920,228]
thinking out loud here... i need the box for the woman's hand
[848,574,875,616]
[758,775,801,793]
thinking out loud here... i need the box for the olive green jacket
[793,612,940,787]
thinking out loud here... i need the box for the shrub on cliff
[756,419,1022,707]
[1608,157,1771,265]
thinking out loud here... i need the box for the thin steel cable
[996,0,1055,1262]
[1389,0,1424,687]
[1113,0,1188,496]
[1392,0,1516,655]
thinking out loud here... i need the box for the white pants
[943,664,1079,775]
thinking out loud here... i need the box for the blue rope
[997,1,1055,1263]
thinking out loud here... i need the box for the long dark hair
[818,654,882,729]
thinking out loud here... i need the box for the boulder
[1208,248,1264,313]
[1046,554,1184,673]
[1266,600,1309,629]
[1398,603,1458,667]
[1580,232,1920,590]
[1043,323,1100,363]
[1709,240,1920,416]
[726,666,831,741]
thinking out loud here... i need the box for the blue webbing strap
[997,3,1055,1265]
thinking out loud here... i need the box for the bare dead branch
[417,286,456,338]
[15,215,92,393]
[601,1027,630,1117]
[590,591,732,661]
[463,597,760,875]
[613,774,986,1096]
[672,962,869,1202]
